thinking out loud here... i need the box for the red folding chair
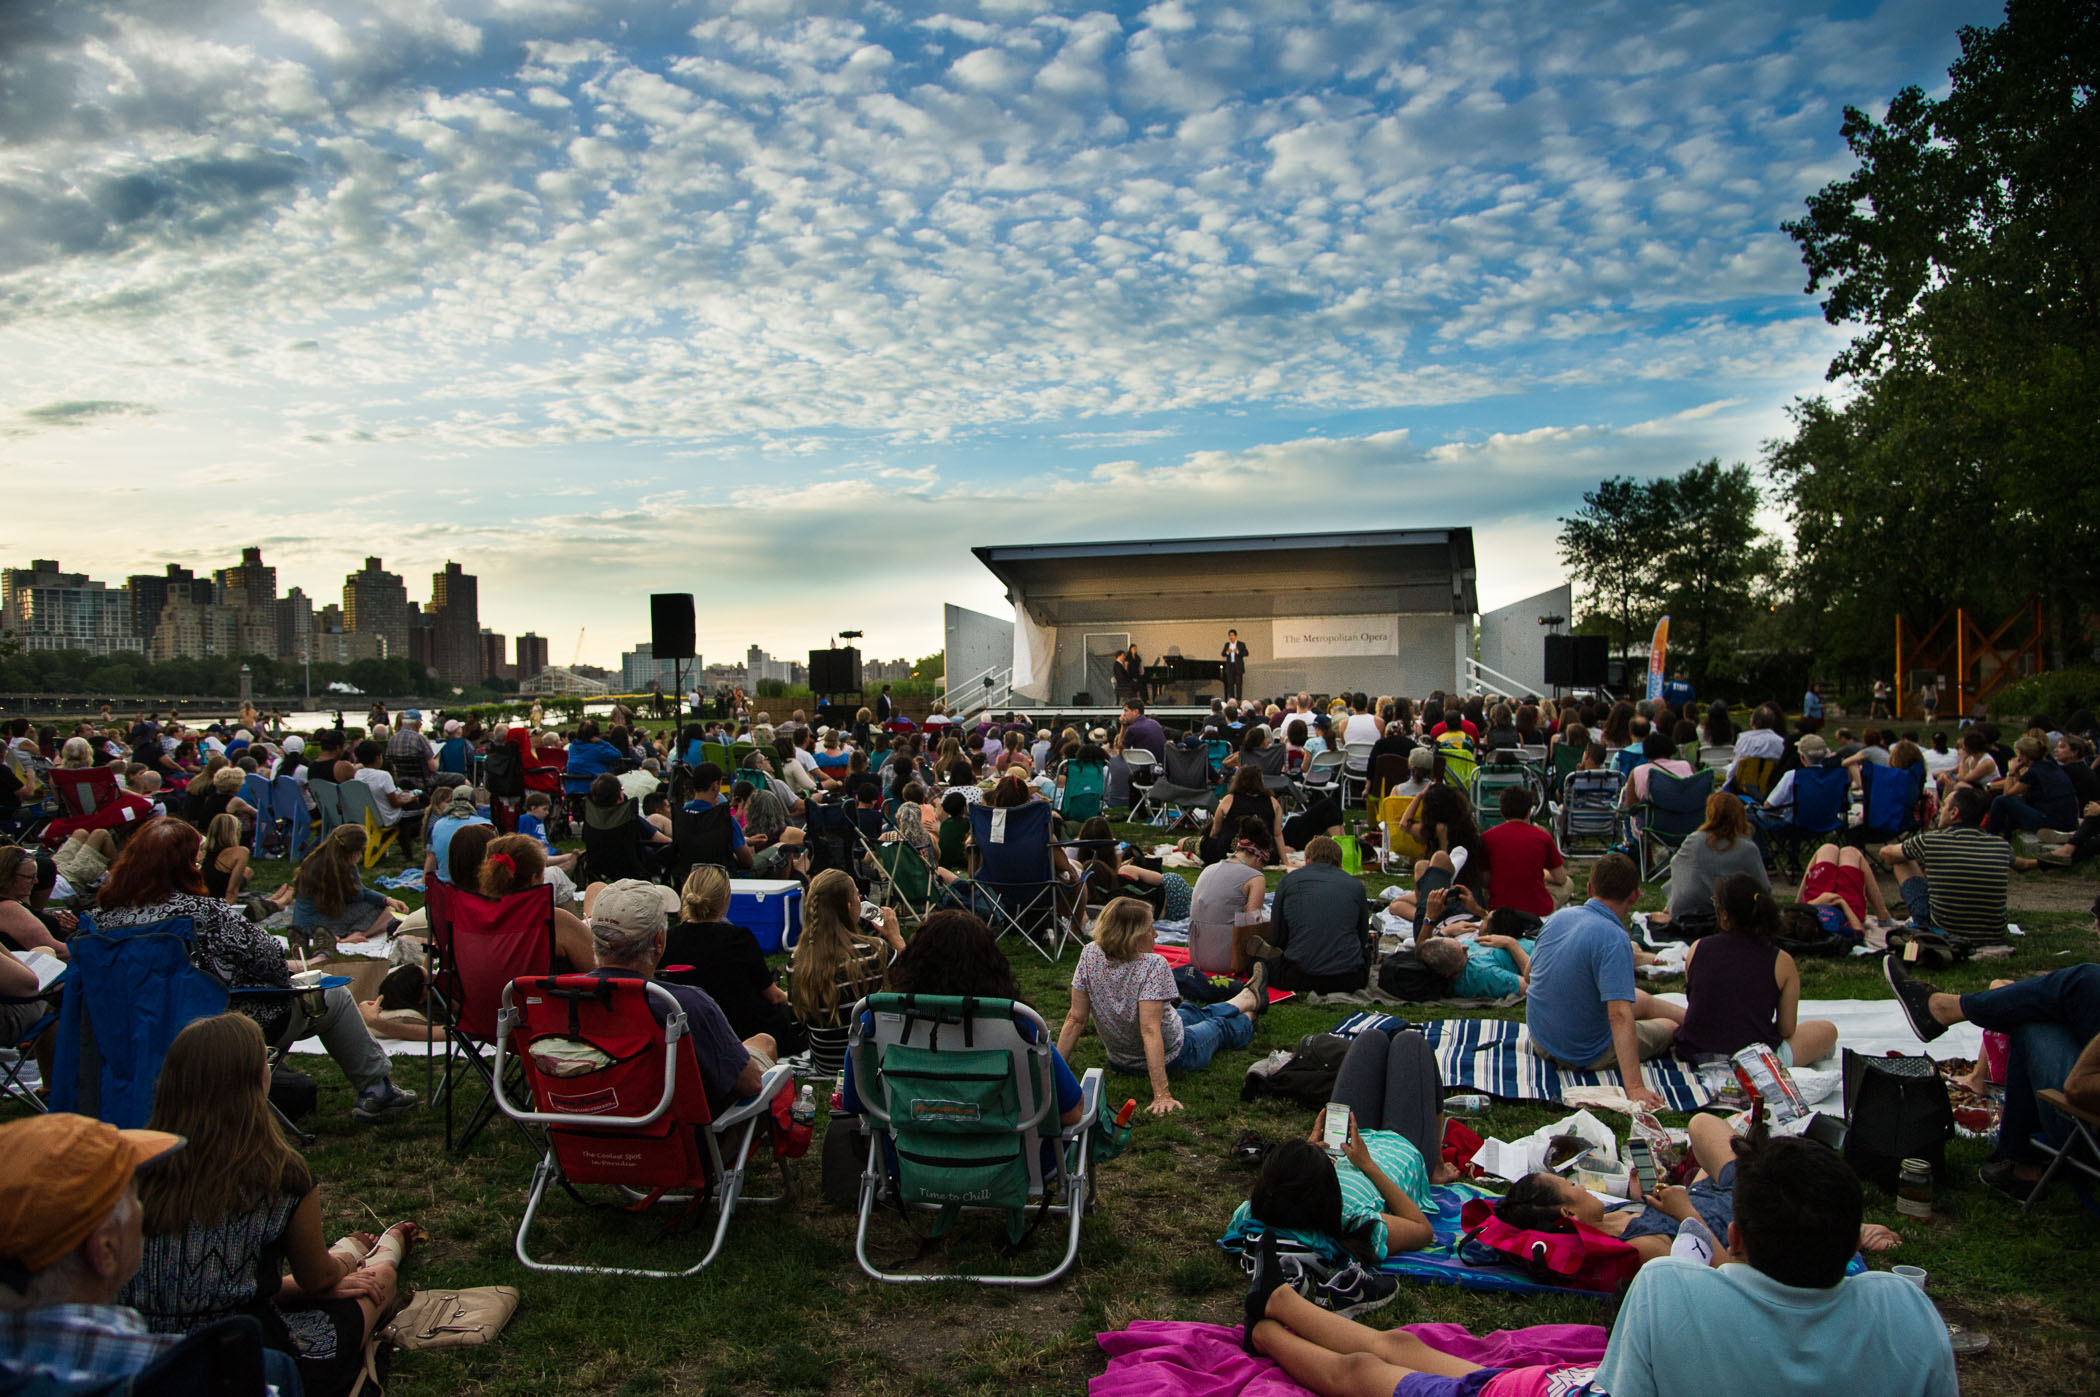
[493,973,793,1276]
[41,767,153,847]
[426,880,557,1152]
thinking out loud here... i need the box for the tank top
[1674,932,1783,1058]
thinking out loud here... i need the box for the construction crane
[570,628,585,668]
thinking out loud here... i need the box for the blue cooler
[727,879,804,954]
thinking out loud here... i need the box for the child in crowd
[515,791,577,874]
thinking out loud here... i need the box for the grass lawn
[20,819,2100,1396]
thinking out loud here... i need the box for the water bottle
[791,1083,816,1127]
[1444,1094,1489,1115]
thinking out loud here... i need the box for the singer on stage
[1220,628,1247,702]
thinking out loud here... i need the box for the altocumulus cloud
[0,0,1997,661]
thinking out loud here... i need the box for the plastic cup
[1892,1265,1928,1290]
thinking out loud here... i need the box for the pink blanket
[1092,1321,1610,1396]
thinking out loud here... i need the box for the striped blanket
[1329,1012,1713,1113]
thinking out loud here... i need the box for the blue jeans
[1985,794,2059,836]
[1169,1002,1254,1072]
[1899,876,1934,929]
[1961,965,2100,1164]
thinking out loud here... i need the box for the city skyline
[4,1,2001,666]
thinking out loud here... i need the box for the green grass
[21,820,2100,1394]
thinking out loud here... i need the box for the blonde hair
[680,865,731,923]
[1092,897,1155,962]
[213,765,244,795]
[789,868,884,1022]
[60,737,94,768]
[201,813,243,868]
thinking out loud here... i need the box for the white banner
[1272,615,1399,658]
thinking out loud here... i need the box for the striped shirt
[1900,826,2010,943]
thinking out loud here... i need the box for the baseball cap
[281,735,305,754]
[401,709,423,722]
[443,719,463,735]
[0,1115,182,1281]
[589,878,668,941]
[1797,734,1831,761]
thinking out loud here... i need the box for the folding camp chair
[1856,762,1928,848]
[1058,759,1109,829]
[1435,737,1479,792]
[336,779,399,866]
[1,984,59,1111]
[493,973,793,1276]
[1147,745,1218,825]
[1547,742,1583,801]
[701,741,733,770]
[426,881,558,1152]
[1634,768,1717,880]
[2026,1089,2100,1214]
[1765,766,1851,873]
[803,798,869,890]
[1122,749,1161,822]
[1205,739,1233,784]
[48,913,317,1141]
[1728,755,1780,805]
[252,773,309,863]
[1245,743,1296,807]
[1555,768,1625,855]
[1472,764,1540,833]
[238,769,272,844]
[42,766,150,848]
[848,993,1104,1286]
[309,777,346,835]
[870,838,941,925]
[968,801,1081,960]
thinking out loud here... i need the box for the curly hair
[887,911,1019,1000]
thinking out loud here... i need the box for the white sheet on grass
[1652,993,1983,1066]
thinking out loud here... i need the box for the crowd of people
[3,683,2094,1395]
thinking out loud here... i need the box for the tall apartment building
[620,643,687,693]
[275,588,314,660]
[312,604,384,664]
[342,558,410,659]
[126,565,213,650]
[213,547,277,609]
[427,561,480,686]
[1,561,141,656]
[147,594,242,664]
[480,630,510,682]
[515,632,549,679]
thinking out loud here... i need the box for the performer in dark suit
[1113,644,1146,703]
[876,684,894,723]
[1220,629,1247,702]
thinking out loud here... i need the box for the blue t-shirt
[563,739,624,792]
[1451,938,1533,999]
[1595,1258,1956,1397]
[682,793,746,852]
[428,813,493,884]
[1525,900,1637,1065]
[517,811,557,856]
[437,737,471,775]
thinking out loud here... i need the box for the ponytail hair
[1712,871,1779,942]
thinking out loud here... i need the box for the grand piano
[1142,654,1225,703]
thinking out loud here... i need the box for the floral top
[94,894,293,1037]
[1070,942,1183,1072]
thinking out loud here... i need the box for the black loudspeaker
[649,593,695,660]
[1606,658,1626,688]
[1573,635,1609,687]
[1072,691,1093,707]
[1543,635,1574,687]
[808,648,862,692]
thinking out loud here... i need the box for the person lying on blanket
[1223,1119,1437,1305]
[1490,1114,1902,1269]
[1413,907,1538,999]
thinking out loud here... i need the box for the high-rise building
[427,561,480,686]
[744,644,795,685]
[126,565,213,649]
[515,632,549,679]
[342,558,410,658]
[406,602,436,673]
[620,643,687,693]
[147,594,241,664]
[213,547,277,609]
[480,630,509,682]
[1,561,141,656]
[275,588,314,660]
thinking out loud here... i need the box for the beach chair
[1555,769,1625,855]
[1376,792,1423,869]
[1058,759,1108,828]
[309,777,346,836]
[41,766,150,849]
[870,837,941,925]
[252,773,310,863]
[701,741,733,770]
[1634,768,1717,880]
[336,779,400,866]
[1728,755,1780,806]
[968,801,1081,960]
[1472,764,1539,834]
[1247,743,1296,808]
[2026,1089,2100,1214]
[48,913,314,1141]
[1367,752,1410,809]
[848,993,1104,1286]
[1765,766,1851,873]
[426,881,557,1153]
[1547,743,1583,801]
[494,973,793,1276]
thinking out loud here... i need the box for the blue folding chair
[252,773,309,862]
[1766,765,1851,873]
[1857,762,1927,846]
[968,801,1081,960]
[238,770,272,843]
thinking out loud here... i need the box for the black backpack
[1841,1049,1955,1192]
[483,742,523,800]
[1378,949,1451,1002]
[1241,1032,1355,1105]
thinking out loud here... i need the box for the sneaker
[2037,847,2073,868]
[1242,1230,1289,1354]
[1978,1159,2040,1202]
[1313,1262,1399,1318]
[2035,828,2073,847]
[354,1079,419,1123]
[1883,957,1948,1043]
[1244,958,1271,1014]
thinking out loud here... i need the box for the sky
[0,0,2000,671]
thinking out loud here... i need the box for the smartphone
[1628,1137,1657,1196]
[1321,1102,1351,1156]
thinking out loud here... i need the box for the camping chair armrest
[714,1061,796,1131]
[2037,1088,2100,1129]
[1063,1067,1105,1141]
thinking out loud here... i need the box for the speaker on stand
[650,593,695,720]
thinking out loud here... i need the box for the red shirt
[1482,820,1564,917]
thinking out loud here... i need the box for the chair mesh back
[446,885,556,1039]
[970,802,1055,883]
[1645,769,1716,838]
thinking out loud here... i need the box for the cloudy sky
[2,0,1995,670]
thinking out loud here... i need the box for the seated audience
[424,785,495,886]
[289,826,407,948]
[514,790,578,874]
[197,812,256,906]
[1879,785,2010,948]
[1057,897,1266,1116]
[787,868,904,1076]
[1255,837,1373,992]
[1650,792,1768,935]
[1479,786,1566,916]
[1190,825,1270,931]
[94,819,416,1123]
[1676,873,1838,1067]
[1621,730,1694,807]
[1524,853,1683,1110]
[1886,959,2100,1199]
[662,867,807,1057]
[1201,767,1283,866]
[1986,734,2080,836]
[125,1014,418,1397]
[482,834,597,970]
[1402,782,1486,904]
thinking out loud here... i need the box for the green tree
[1652,460,1782,692]
[911,651,944,683]
[1557,476,1671,660]
[1776,0,2100,659]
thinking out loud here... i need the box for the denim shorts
[1899,876,1934,930]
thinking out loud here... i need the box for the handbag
[349,1286,520,1397]
[1840,1049,1955,1192]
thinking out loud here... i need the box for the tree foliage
[0,649,442,700]
[1771,0,2100,670]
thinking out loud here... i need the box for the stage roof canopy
[972,529,1478,626]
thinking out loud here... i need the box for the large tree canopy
[1770,0,2100,671]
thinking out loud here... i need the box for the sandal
[1231,1130,1270,1167]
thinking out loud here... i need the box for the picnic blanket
[1093,1320,1609,1397]
[1328,1012,1713,1113]
[375,869,426,891]
[1155,943,1294,1007]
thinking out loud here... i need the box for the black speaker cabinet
[1573,636,1609,687]
[649,593,695,660]
[808,648,862,692]
[1543,635,1574,686]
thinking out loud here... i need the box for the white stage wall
[1477,583,1573,696]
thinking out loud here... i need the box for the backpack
[1841,1049,1955,1193]
[482,742,523,800]
[1457,1197,1644,1292]
[1240,1032,1355,1105]
[1378,949,1451,1002]
[883,1041,1035,1244]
